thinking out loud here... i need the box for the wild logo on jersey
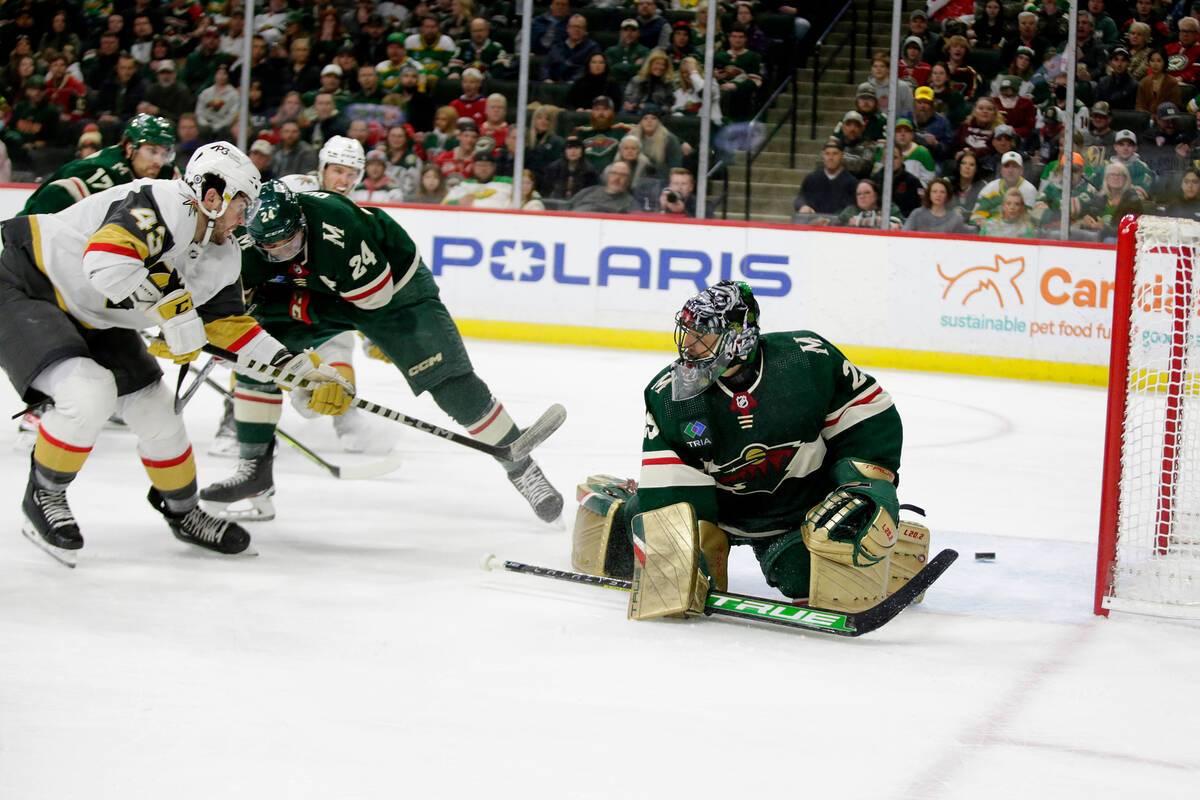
[711,440,804,493]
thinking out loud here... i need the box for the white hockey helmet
[318,135,366,192]
[184,141,262,220]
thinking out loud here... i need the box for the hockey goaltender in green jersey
[570,281,933,618]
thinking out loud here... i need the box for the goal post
[1095,214,1200,618]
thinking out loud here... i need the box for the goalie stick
[484,549,959,637]
[195,370,403,480]
[201,344,566,462]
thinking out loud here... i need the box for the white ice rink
[1,338,1198,799]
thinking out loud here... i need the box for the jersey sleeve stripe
[341,266,394,305]
[638,456,715,489]
[83,241,142,260]
[823,386,895,439]
[86,223,151,261]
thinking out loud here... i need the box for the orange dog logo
[938,255,1027,308]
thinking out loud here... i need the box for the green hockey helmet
[123,113,176,149]
[671,280,761,400]
[247,179,306,262]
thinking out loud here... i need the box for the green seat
[664,115,702,147]
[1110,109,1150,135]
[432,78,462,106]
[537,82,571,108]
[967,49,1004,82]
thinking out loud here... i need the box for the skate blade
[20,521,78,568]
[199,495,276,522]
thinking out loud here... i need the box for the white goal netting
[1102,215,1200,618]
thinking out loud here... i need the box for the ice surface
[1,341,1198,799]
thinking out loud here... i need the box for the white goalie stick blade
[20,521,78,568]
[505,403,567,462]
[200,492,277,523]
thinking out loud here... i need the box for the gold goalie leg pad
[628,502,709,621]
[888,520,932,602]
[571,475,636,578]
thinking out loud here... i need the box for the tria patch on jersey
[712,441,804,493]
[681,421,712,449]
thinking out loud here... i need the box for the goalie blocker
[571,475,932,615]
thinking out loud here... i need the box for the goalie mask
[247,179,307,262]
[671,280,760,401]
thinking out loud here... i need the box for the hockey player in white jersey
[0,142,345,565]
[211,135,388,456]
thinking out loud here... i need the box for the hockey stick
[484,549,959,637]
[174,356,218,414]
[202,344,566,462]
[196,371,403,480]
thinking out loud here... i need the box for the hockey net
[1095,215,1200,618]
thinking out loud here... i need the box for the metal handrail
[809,0,859,139]
[742,73,798,220]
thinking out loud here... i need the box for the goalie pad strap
[628,502,709,621]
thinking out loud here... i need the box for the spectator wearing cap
[451,68,487,127]
[971,151,1039,227]
[349,149,407,204]
[795,139,859,217]
[1150,101,1189,148]
[377,33,422,93]
[832,110,877,178]
[1165,17,1200,88]
[913,86,954,161]
[194,62,238,140]
[1095,47,1138,111]
[969,1,1009,52]
[568,159,637,214]
[434,117,479,183]
[304,64,351,109]
[248,138,276,181]
[442,148,514,207]
[352,64,388,104]
[841,82,886,141]
[5,75,60,169]
[624,50,676,116]
[575,95,634,171]
[994,47,1037,99]
[994,75,1036,139]
[1032,152,1096,231]
[181,25,233,93]
[392,66,436,133]
[889,117,937,186]
[542,135,599,201]
[867,51,913,120]
[904,177,970,234]
[666,20,697,67]
[981,124,1023,176]
[1075,12,1110,82]
[607,18,651,86]
[543,14,602,83]
[1087,0,1119,45]
[448,17,511,79]
[716,24,764,121]
[944,35,981,100]
[1002,12,1051,66]
[899,36,931,86]
[1109,129,1156,198]
[138,59,193,123]
[406,14,457,84]
[76,129,103,159]
[531,0,571,56]
[1084,102,1117,151]
[907,10,938,61]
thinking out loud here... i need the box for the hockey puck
[480,553,498,571]
[974,552,996,561]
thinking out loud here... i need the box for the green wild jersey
[636,332,902,539]
[240,191,423,315]
[21,145,175,215]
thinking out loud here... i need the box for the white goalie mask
[184,141,262,220]
[671,281,761,401]
[318,135,366,194]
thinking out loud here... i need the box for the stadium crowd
[0,0,806,216]
[795,1,1200,240]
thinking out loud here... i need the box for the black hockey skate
[149,488,252,555]
[199,440,276,521]
[21,465,83,568]
[507,458,564,523]
[207,397,239,457]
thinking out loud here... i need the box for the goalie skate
[200,441,277,521]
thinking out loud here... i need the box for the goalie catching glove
[270,350,354,416]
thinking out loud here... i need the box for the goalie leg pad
[888,520,932,602]
[571,475,636,579]
[628,502,709,621]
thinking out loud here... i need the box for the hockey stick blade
[174,356,217,414]
[496,549,958,637]
[502,403,567,461]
